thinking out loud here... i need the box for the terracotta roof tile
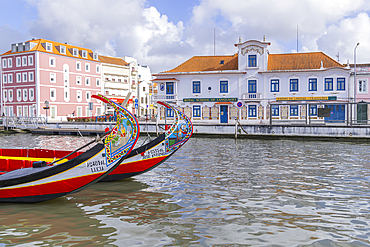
[1,38,97,61]
[98,55,129,66]
[267,52,344,71]
[163,54,238,73]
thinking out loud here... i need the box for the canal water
[0,133,370,246]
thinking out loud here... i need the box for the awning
[214,102,234,105]
[108,97,133,104]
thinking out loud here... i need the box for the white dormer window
[82,50,87,58]
[73,48,78,56]
[60,45,66,54]
[93,53,98,60]
[46,42,53,52]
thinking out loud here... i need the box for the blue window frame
[248,105,257,117]
[324,78,333,91]
[337,78,345,91]
[271,105,279,116]
[193,105,201,117]
[248,55,257,67]
[309,105,317,116]
[220,80,228,93]
[248,80,257,93]
[192,81,201,94]
[166,108,174,117]
[271,79,279,92]
[308,78,317,91]
[166,82,174,94]
[290,105,298,116]
[290,79,298,92]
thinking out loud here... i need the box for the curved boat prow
[101,101,193,182]
[0,94,139,203]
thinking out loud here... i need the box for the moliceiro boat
[0,95,139,203]
[100,101,193,182]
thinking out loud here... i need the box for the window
[248,55,257,67]
[49,57,55,67]
[166,108,174,117]
[141,97,144,104]
[8,74,13,83]
[50,89,56,101]
[60,45,66,54]
[308,78,317,91]
[85,63,90,72]
[16,57,21,67]
[96,65,100,73]
[271,79,279,92]
[3,91,7,102]
[2,74,6,83]
[16,73,21,83]
[29,89,34,101]
[290,105,298,116]
[8,58,12,68]
[220,80,228,93]
[193,105,201,117]
[272,105,279,116]
[86,91,91,102]
[22,56,27,66]
[28,72,34,82]
[337,78,345,91]
[143,87,145,92]
[96,78,100,86]
[2,59,6,68]
[248,105,257,117]
[358,79,367,93]
[85,77,90,86]
[8,90,13,102]
[23,89,28,101]
[28,56,33,66]
[192,81,201,94]
[50,73,56,83]
[73,48,78,56]
[290,79,298,92]
[22,72,27,82]
[166,82,174,94]
[76,76,82,85]
[76,62,81,71]
[309,105,317,116]
[82,50,87,58]
[324,78,333,91]
[248,80,257,93]
[17,89,22,101]
[77,90,82,102]
[46,42,52,52]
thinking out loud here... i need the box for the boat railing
[1,116,47,129]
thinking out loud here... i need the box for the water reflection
[1,134,370,246]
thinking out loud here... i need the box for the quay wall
[19,121,370,141]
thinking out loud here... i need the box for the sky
[0,0,369,73]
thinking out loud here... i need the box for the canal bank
[4,121,370,142]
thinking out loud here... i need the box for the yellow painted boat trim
[0,156,68,164]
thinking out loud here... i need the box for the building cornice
[153,70,247,76]
[259,66,350,74]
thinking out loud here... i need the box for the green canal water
[0,133,370,246]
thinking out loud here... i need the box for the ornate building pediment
[241,45,264,56]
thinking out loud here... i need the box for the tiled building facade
[153,39,351,124]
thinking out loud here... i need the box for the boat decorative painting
[0,95,139,203]
[100,101,193,182]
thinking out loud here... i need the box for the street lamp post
[44,100,49,123]
[354,43,360,103]
[353,43,360,125]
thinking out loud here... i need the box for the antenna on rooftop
[214,28,215,56]
[336,52,340,62]
[296,25,298,53]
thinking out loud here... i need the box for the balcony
[152,94,178,102]
[242,93,262,101]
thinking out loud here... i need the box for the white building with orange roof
[0,38,102,121]
[153,39,351,124]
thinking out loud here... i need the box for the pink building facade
[1,39,102,121]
